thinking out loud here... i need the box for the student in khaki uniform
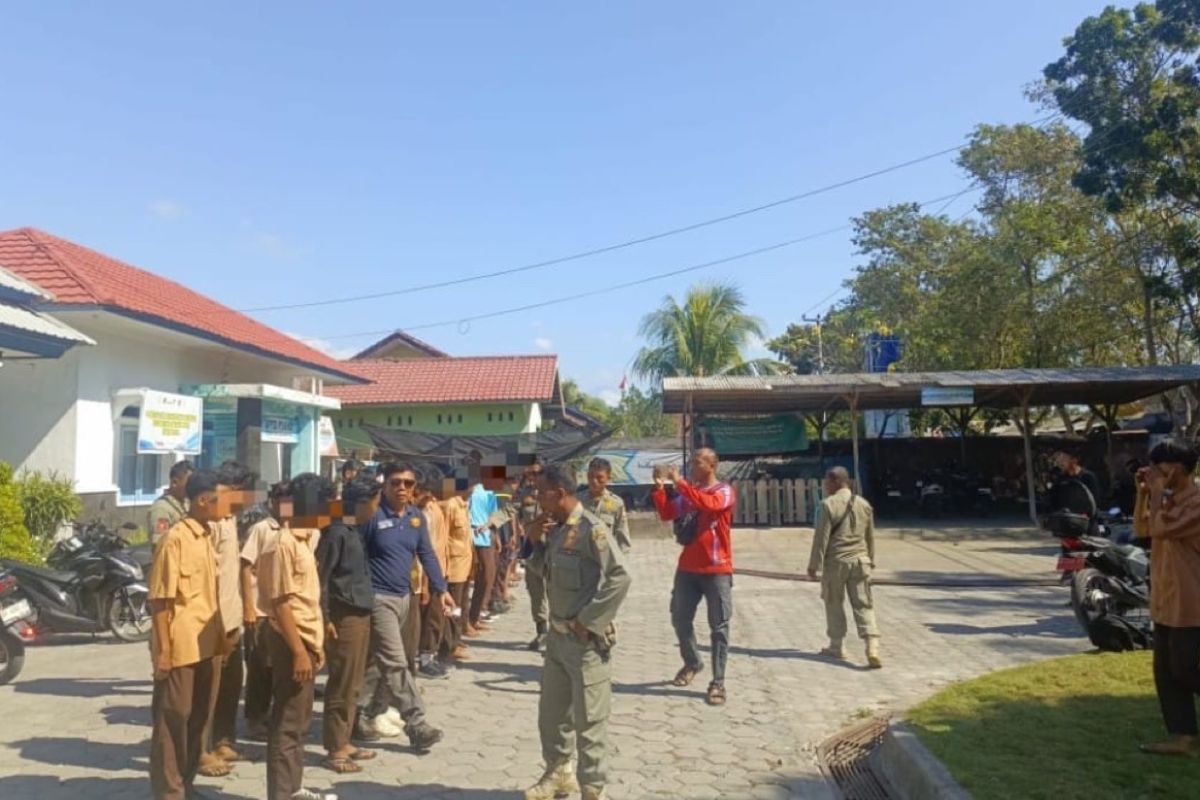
[581,458,632,554]
[440,489,474,662]
[199,461,254,777]
[240,481,291,738]
[149,470,227,800]
[525,464,631,800]
[149,460,194,547]
[266,472,331,800]
[807,466,882,669]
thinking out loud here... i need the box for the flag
[619,375,628,392]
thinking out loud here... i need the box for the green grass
[907,652,1197,800]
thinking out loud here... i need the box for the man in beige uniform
[149,460,193,547]
[807,466,882,669]
[525,464,631,800]
[581,458,632,554]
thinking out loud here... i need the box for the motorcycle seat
[5,561,77,585]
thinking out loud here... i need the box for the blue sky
[0,2,1109,403]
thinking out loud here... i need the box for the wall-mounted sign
[921,387,975,407]
[262,414,301,444]
[318,416,339,457]
[700,415,809,456]
[138,390,203,454]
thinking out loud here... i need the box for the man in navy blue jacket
[356,462,457,751]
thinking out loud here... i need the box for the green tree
[560,379,613,425]
[608,386,676,438]
[0,463,39,564]
[633,282,787,380]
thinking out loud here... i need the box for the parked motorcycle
[0,566,37,684]
[2,524,152,642]
[1064,534,1152,651]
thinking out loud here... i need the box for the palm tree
[632,282,787,381]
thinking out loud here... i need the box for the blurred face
[1053,452,1082,475]
[354,492,382,524]
[169,470,193,497]
[690,451,716,483]
[587,468,611,497]
[384,470,417,509]
[537,477,565,516]
[191,490,221,524]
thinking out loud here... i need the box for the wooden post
[681,393,691,470]
[850,391,861,488]
[1020,394,1038,526]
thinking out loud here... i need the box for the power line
[240,133,1047,314]
[310,187,981,344]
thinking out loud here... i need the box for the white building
[0,227,362,523]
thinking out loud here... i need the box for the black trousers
[1153,623,1200,736]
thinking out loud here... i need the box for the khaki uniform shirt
[1135,481,1200,627]
[441,496,474,584]
[148,493,188,547]
[241,517,281,619]
[809,487,876,573]
[269,526,325,655]
[529,504,631,636]
[150,518,224,668]
[582,489,632,553]
[210,516,243,635]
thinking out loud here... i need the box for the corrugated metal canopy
[662,366,1200,413]
[0,302,95,357]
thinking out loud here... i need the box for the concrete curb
[872,721,972,800]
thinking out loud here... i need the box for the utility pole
[803,313,828,458]
[802,313,825,374]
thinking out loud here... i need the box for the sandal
[349,748,377,761]
[197,757,232,778]
[323,756,363,774]
[706,682,727,707]
[672,665,702,687]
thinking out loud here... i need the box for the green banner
[699,415,809,455]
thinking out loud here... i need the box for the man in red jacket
[652,448,736,706]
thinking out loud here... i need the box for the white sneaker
[292,790,338,800]
[366,712,402,738]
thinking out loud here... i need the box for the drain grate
[817,716,896,800]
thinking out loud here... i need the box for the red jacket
[652,479,736,575]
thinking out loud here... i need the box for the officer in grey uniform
[519,467,550,651]
[807,466,882,668]
[525,464,631,800]
[148,460,194,547]
[581,457,632,554]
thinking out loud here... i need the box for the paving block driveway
[0,523,1086,799]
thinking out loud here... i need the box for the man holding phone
[1134,440,1200,758]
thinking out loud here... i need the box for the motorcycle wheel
[0,632,25,685]
[108,587,153,643]
[1071,568,1121,634]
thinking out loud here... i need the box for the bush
[0,462,40,563]
[16,468,81,550]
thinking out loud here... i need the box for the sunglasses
[388,478,417,489]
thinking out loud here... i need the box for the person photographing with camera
[651,448,736,707]
[1134,440,1200,758]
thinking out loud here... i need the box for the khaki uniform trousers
[821,556,879,642]
[539,626,612,788]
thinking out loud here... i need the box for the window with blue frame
[116,406,164,504]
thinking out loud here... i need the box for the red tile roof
[0,227,363,382]
[328,355,560,405]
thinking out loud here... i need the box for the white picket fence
[732,478,824,526]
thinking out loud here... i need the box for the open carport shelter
[662,366,1200,523]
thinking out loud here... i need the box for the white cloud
[285,331,359,361]
[149,199,184,220]
[252,232,312,261]
[534,337,553,351]
[599,389,621,407]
